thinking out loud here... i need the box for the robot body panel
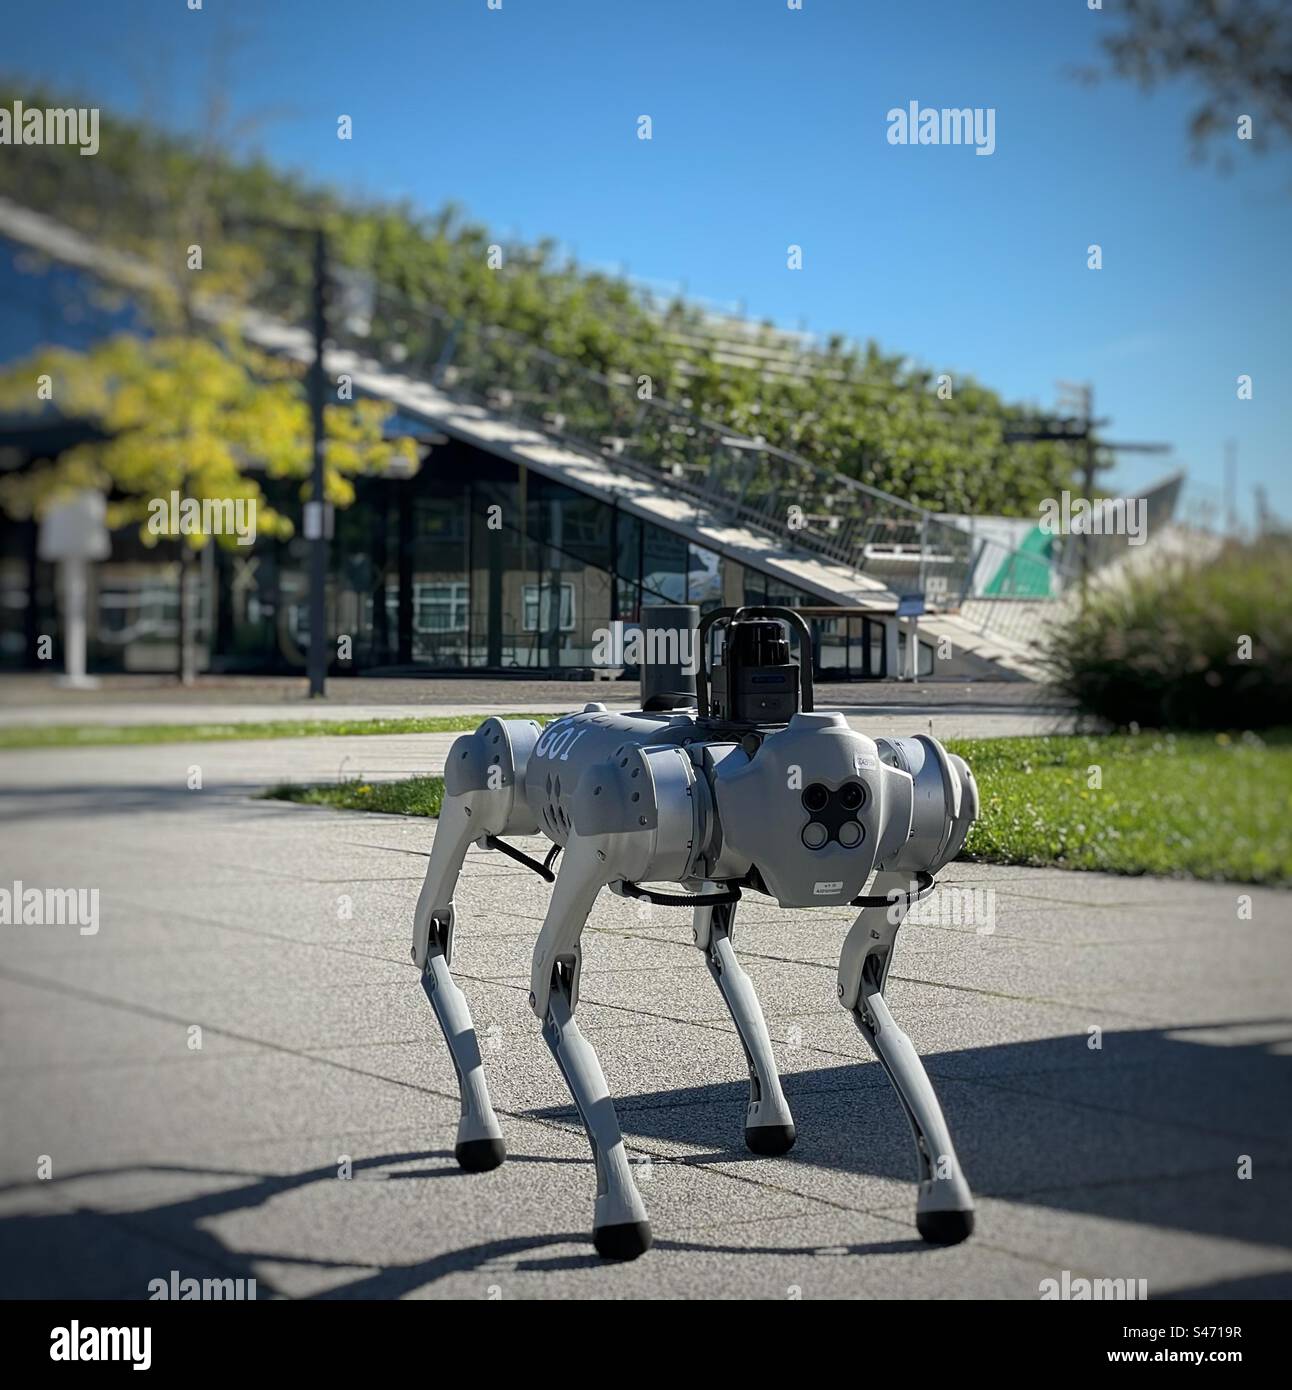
[523,704,692,846]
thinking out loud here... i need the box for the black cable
[849,870,936,908]
[484,835,557,882]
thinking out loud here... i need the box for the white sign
[38,492,110,562]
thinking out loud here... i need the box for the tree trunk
[177,542,195,686]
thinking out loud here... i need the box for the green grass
[261,731,1292,885]
[0,714,552,750]
[946,732,1292,885]
[263,775,447,817]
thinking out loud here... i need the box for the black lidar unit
[710,617,800,723]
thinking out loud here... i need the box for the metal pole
[60,557,88,686]
[918,513,928,600]
[1079,384,1094,612]
[308,228,329,698]
[1224,439,1237,537]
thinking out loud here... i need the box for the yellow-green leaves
[0,332,415,547]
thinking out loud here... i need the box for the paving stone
[0,735,1287,1299]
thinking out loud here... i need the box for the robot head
[710,718,979,909]
[710,712,913,907]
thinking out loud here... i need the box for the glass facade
[0,434,842,677]
[0,232,882,680]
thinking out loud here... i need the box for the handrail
[0,179,1065,627]
[325,286,1027,606]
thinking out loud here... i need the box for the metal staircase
[0,194,1060,678]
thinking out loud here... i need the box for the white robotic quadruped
[411,606,979,1261]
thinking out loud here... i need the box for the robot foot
[745,1122,797,1156]
[916,1208,975,1246]
[593,1220,654,1262]
[454,1136,507,1172]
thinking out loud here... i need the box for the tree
[1086,0,1292,164]
[0,332,414,683]
[0,83,1077,521]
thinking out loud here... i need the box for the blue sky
[6,0,1291,519]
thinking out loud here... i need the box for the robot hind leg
[837,871,974,1244]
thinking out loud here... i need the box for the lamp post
[306,228,329,699]
[223,214,333,697]
[1005,384,1169,611]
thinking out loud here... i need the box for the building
[0,206,1048,683]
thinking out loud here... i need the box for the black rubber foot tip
[455,1136,506,1172]
[917,1208,974,1246]
[745,1123,797,1156]
[593,1220,653,1262]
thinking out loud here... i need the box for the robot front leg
[693,893,795,1155]
[412,794,506,1172]
[531,835,652,1261]
[837,871,974,1244]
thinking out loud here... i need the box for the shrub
[1044,537,1292,730]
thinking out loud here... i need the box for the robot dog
[411,607,978,1260]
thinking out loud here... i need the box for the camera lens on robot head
[801,821,828,849]
[802,783,829,813]
[839,782,865,811]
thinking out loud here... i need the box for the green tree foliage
[1082,0,1292,163]
[0,84,1076,517]
[0,333,412,541]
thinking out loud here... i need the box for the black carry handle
[695,605,815,720]
[614,880,743,909]
[849,870,936,907]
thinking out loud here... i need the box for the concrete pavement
[0,728,1288,1300]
